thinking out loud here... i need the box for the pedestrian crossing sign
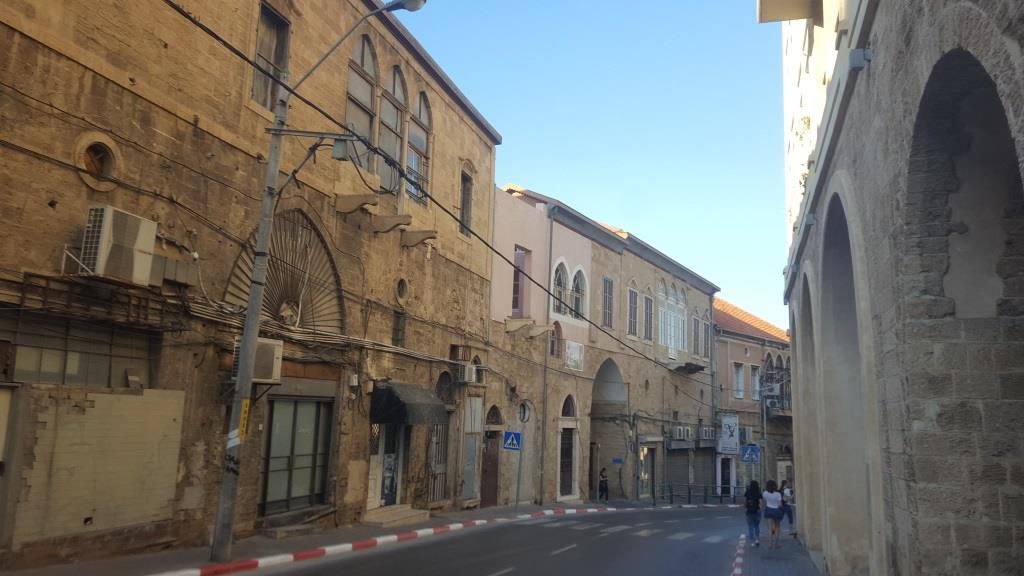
[741,444,760,464]
[503,431,522,451]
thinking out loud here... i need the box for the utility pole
[209,1,425,561]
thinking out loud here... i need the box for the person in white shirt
[762,479,784,549]
[781,480,795,535]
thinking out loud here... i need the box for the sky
[398,1,789,328]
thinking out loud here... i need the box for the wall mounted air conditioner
[455,362,479,384]
[79,205,157,286]
[766,398,781,409]
[232,337,284,384]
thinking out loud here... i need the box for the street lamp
[210,0,427,562]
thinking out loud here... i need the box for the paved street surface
[260,507,819,576]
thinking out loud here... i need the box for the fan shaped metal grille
[225,209,344,333]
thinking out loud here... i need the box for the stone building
[712,298,791,494]
[0,0,500,567]
[760,0,1024,574]
[489,186,719,504]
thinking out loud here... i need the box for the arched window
[627,282,639,336]
[553,264,569,314]
[347,36,377,169]
[472,355,484,385]
[407,92,431,200]
[378,66,406,193]
[764,354,776,389]
[571,271,586,319]
[550,321,563,358]
[561,395,576,418]
[486,405,503,425]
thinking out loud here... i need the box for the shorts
[765,507,785,521]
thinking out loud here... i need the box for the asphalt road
[261,507,747,576]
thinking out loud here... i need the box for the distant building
[713,299,791,493]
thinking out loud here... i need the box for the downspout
[539,204,556,505]
[709,293,718,490]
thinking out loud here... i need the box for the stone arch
[590,358,628,499]
[225,209,344,333]
[818,195,870,574]
[486,405,503,425]
[794,274,824,554]
[561,395,576,418]
[897,45,1024,573]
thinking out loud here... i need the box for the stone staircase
[361,504,430,528]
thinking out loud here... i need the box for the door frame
[556,418,579,501]
[716,454,736,496]
[480,432,500,507]
[260,396,334,516]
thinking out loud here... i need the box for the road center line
[486,568,516,576]
[550,544,578,556]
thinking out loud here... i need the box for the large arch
[898,46,1024,573]
[794,275,825,558]
[590,359,627,500]
[819,196,870,574]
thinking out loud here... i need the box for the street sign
[503,431,522,451]
[611,457,624,465]
[741,444,761,464]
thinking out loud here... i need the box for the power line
[50,1,721,408]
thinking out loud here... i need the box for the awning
[371,382,449,425]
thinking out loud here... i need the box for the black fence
[651,483,743,506]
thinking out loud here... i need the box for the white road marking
[663,519,680,524]
[702,535,725,543]
[486,568,516,576]
[595,533,610,538]
[669,532,695,540]
[601,525,632,533]
[550,544,578,556]
[634,522,652,527]
[691,517,705,521]
[633,529,663,537]
[571,522,601,530]
[544,520,580,528]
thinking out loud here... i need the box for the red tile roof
[714,298,789,344]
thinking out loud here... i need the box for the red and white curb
[152,507,619,576]
[731,534,746,575]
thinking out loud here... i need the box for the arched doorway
[558,395,578,499]
[820,196,869,573]
[795,277,824,554]
[898,48,1024,574]
[481,405,503,507]
[591,359,627,499]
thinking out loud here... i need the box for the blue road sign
[611,457,624,465]
[741,444,761,464]
[503,431,522,451]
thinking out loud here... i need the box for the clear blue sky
[398,2,788,328]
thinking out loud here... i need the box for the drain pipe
[539,204,556,505]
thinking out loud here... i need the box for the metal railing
[650,483,743,506]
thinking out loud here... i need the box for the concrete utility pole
[210,0,426,562]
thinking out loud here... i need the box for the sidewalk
[2,504,558,576]
[730,532,821,576]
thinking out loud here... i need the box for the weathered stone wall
[787,1,1024,574]
[0,0,497,566]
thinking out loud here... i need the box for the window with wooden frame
[643,293,654,341]
[346,36,377,169]
[252,4,288,109]
[459,171,473,235]
[627,287,639,336]
[378,66,406,193]
[601,277,614,328]
[407,92,431,200]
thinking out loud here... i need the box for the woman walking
[743,480,762,546]
[762,479,785,549]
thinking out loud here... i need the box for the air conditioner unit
[763,384,780,396]
[455,362,479,384]
[766,398,781,409]
[79,205,157,286]
[232,337,284,384]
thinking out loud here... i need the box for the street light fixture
[210,0,427,562]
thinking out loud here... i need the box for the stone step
[362,504,430,528]
[260,523,317,540]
